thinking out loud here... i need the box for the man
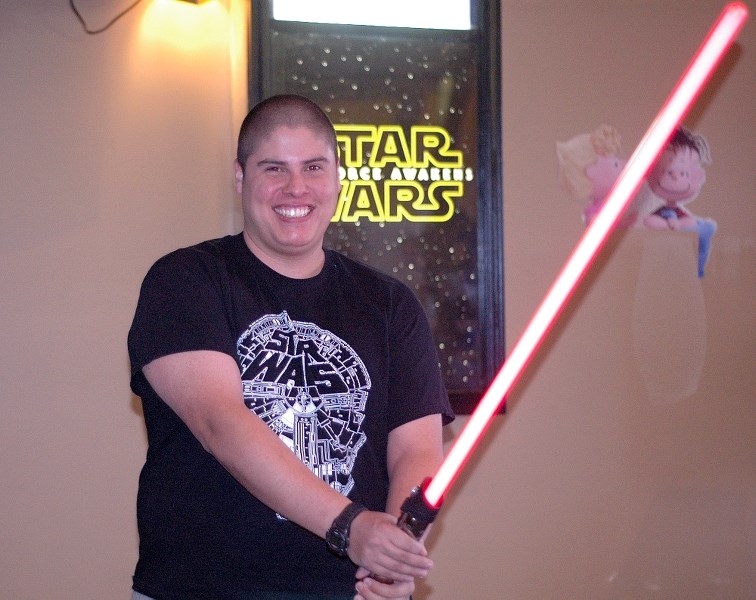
[129,94,454,599]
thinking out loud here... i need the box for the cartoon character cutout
[634,126,716,277]
[557,124,628,225]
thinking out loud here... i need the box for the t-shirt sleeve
[128,248,237,393]
[386,283,455,430]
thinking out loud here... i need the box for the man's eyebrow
[300,155,331,165]
[255,156,331,167]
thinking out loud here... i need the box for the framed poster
[249,0,504,413]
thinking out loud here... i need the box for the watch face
[327,528,349,556]
[327,502,367,557]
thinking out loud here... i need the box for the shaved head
[237,94,338,171]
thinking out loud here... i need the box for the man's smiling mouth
[275,206,312,218]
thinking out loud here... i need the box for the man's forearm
[385,414,444,518]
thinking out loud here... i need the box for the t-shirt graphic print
[237,311,369,500]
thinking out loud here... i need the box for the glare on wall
[272,0,471,30]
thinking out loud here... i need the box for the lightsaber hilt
[396,477,441,540]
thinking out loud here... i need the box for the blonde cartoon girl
[557,124,627,225]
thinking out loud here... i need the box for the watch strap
[326,501,368,557]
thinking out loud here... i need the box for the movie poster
[253,3,502,408]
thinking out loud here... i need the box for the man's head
[234,95,342,278]
[237,94,338,173]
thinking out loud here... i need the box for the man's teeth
[275,206,311,218]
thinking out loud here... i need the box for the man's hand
[354,566,415,600]
[347,511,432,582]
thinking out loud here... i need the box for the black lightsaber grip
[396,477,441,540]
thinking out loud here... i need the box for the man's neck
[243,233,325,279]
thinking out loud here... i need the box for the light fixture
[177,0,211,4]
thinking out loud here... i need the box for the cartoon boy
[639,127,716,277]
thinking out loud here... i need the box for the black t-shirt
[128,233,453,599]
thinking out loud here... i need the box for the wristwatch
[326,501,368,557]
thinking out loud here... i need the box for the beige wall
[0,1,752,598]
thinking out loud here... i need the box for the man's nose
[284,171,306,195]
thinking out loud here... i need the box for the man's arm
[142,349,433,582]
[353,413,445,599]
[350,413,444,560]
[385,414,444,517]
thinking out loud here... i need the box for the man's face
[236,125,340,267]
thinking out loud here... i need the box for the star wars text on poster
[334,124,475,223]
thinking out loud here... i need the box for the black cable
[70,0,144,35]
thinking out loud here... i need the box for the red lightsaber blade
[393,3,749,537]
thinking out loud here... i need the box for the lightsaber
[393,2,749,538]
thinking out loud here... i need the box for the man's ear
[234,160,244,192]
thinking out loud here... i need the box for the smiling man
[128,95,454,600]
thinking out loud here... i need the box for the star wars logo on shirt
[237,311,370,501]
